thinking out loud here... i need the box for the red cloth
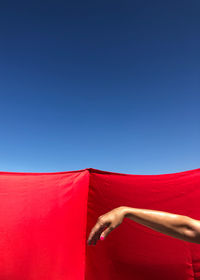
[1,168,200,279]
[0,170,89,280]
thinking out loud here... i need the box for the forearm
[122,206,200,243]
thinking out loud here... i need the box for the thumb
[100,226,114,240]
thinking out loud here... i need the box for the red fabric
[0,170,89,280]
[1,168,200,279]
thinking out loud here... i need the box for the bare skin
[87,206,200,245]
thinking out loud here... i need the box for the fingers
[87,222,106,245]
[91,226,105,245]
[87,222,115,245]
[87,215,111,245]
[87,224,114,245]
[100,225,114,240]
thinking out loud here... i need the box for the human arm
[87,206,200,245]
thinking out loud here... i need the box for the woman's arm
[124,207,200,243]
[87,206,200,245]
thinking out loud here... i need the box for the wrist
[118,206,132,218]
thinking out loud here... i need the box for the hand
[87,206,127,245]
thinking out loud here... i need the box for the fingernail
[100,236,104,241]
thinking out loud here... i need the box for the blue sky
[0,0,199,174]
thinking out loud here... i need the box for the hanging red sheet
[0,170,89,280]
[0,168,200,280]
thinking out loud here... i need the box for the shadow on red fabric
[0,168,200,280]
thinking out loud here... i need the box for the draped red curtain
[1,168,200,279]
[0,170,89,280]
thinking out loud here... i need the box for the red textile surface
[1,168,200,279]
[0,170,89,280]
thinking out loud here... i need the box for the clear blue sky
[0,1,199,174]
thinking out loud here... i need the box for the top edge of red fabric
[0,168,199,176]
[88,167,200,176]
[0,168,89,175]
